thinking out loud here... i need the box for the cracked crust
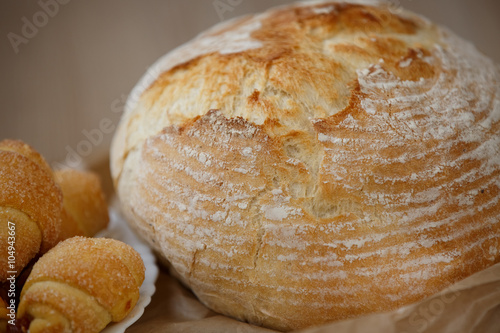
[111,1,500,330]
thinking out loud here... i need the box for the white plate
[97,207,159,333]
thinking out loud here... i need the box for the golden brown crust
[0,139,53,177]
[111,1,500,330]
[20,284,110,333]
[0,208,42,281]
[18,237,145,333]
[0,140,111,284]
[0,141,63,281]
[54,169,109,239]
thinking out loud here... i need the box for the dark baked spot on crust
[314,83,365,128]
[257,3,420,41]
[248,89,260,103]
[381,47,437,82]
[125,300,132,312]
[144,2,432,119]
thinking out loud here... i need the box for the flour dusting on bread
[111,1,500,330]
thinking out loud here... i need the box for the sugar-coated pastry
[17,237,145,333]
[0,140,63,281]
[54,169,109,240]
[0,140,110,283]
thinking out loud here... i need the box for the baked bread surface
[111,1,500,330]
[0,140,63,281]
[0,140,110,283]
[54,169,109,239]
[18,237,145,333]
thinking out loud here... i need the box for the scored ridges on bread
[111,1,500,330]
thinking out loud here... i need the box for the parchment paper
[127,261,500,333]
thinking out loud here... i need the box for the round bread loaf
[111,1,500,330]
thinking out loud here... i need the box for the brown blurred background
[0,0,499,171]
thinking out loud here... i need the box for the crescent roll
[54,169,109,240]
[0,140,109,283]
[17,237,145,333]
[0,140,63,281]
